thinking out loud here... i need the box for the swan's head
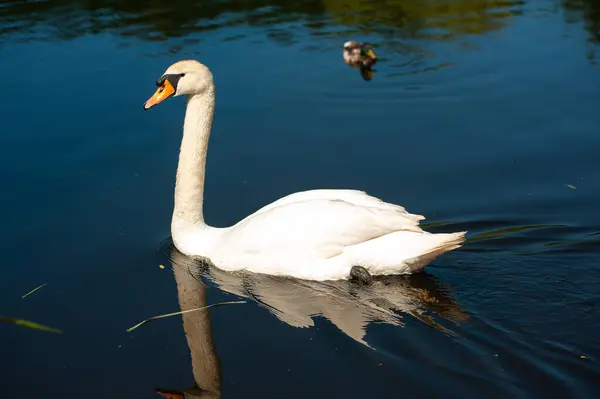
[144,60,214,110]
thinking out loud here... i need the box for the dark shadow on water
[563,0,600,43]
[0,0,535,64]
[2,0,599,64]
[0,0,526,43]
[563,0,600,62]
[166,244,468,351]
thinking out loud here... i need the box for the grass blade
[126,300,246,332]
[21,283,48,299]
[0,317,63,334]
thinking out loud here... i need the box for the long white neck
[172,86,215,229]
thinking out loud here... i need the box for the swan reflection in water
[156,248,223,399]
[157,246,468,397]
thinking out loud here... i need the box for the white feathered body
[147,60,466,282]
[172,189,466,281]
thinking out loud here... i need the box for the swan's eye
[156,76,166,87]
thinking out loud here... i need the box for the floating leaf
[21,283,48,299]
[126,301,246,332]
[0,317,63,334]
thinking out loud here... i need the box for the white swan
[144,60,467,281]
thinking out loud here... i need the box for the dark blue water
[1,0,600,397]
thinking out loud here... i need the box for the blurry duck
[343,40,378,68]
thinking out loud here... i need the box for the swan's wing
[251,189,425,222]
[220,198,424,262]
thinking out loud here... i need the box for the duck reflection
[359,66,376,81]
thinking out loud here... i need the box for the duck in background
[343,41,378,67]
[342,41,378,81]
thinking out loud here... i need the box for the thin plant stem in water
[21,283,48,299]
[0,317,63,334]
[126,300,246,332]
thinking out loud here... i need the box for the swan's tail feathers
[410,213,426,222]
[436,231,467,250]
[405,231,467,272]
[338,230,467,276]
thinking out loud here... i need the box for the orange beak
[144,80,175,110]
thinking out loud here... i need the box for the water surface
[1,0,599,397]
